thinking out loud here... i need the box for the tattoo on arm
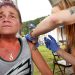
[69,7,75,15]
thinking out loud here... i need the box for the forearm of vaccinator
[31,6,75,37]
[57,49,75,66]
[31,15,60,37]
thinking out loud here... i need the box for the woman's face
[0,6,21,35]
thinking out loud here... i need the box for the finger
[44,37,47,42]
[44,37,50,48]
[48,35,56,42]
[44,37,50,44]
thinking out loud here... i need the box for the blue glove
[44,35,60,52]
[25,34,39,47]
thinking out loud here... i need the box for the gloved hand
[25,34,39,47]
[44,35,60,52]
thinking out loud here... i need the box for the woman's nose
[3,16,10,22]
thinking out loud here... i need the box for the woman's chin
[0,32,16,35]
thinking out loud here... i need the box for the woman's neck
[0,34,18,45]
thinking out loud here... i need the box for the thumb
[44,37,50,48]
[44,37,50,44]
[44,37,48,44]
[48,35,56,42]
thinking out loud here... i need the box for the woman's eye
[0,15,3,18]
[10,15,15,18]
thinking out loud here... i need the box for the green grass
[38,45,53,62]
[33,45,72,75]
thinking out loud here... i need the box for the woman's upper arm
[28,41,53,75]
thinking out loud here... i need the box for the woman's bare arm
[28,41,53,75]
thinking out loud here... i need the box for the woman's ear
[19,23,22,31]
[18,23,22,35]
[20,24,22,30]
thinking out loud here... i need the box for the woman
[44,0,75,73]
[51,0,75,73]
[0,1,53,75]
